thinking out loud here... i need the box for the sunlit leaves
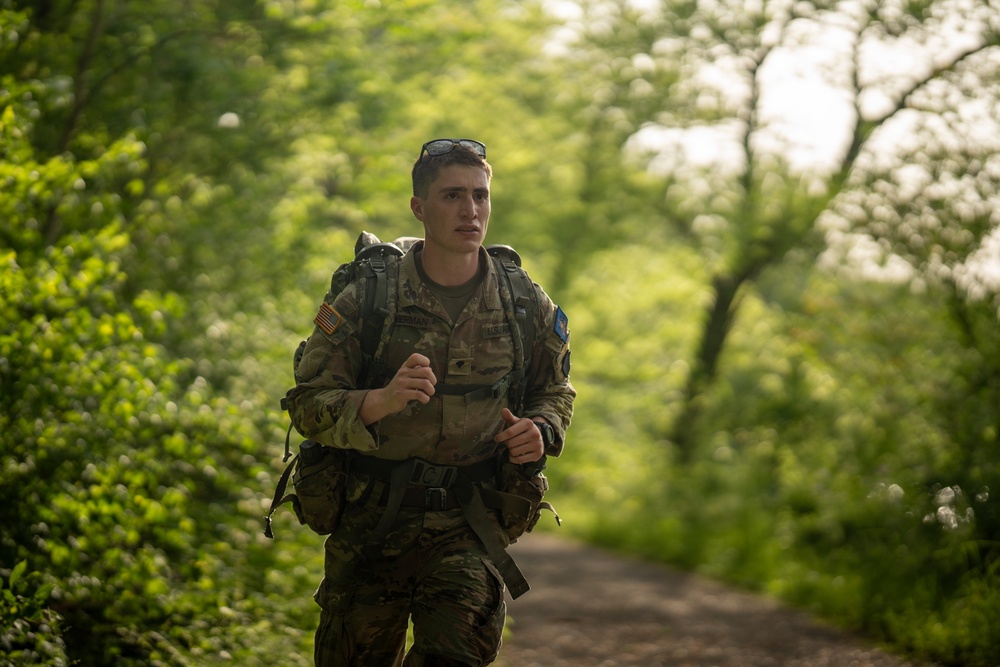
[4,0,999,664]
[556,235,1000,663]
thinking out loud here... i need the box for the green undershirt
[415,250,487,323]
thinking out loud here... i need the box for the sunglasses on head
[419,138,487,160]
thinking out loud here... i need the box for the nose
[460,195,477,219]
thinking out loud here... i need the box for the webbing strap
[355,455,531,598]
[264,453,300,539]
[282,423,294,462]
[351,454,497,485]
[370,257,391,319]
[433,366,527,404]
[479,487,532,518]
[362,459,417,559]
[358,262,384,384]
[488,252,537,414]
[454,477,531,599]
[363,360,525,406]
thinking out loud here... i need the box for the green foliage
[0,1,307,664]
[0,561,68,666]
[3,0,1000,665]
[0,93,264,663]
[553,245,1000,666]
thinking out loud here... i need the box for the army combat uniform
[285,242,575,667]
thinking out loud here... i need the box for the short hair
[411,145,493,199]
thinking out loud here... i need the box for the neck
[418,244,481,286]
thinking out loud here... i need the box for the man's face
[410,164,491,257]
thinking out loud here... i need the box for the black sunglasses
[419,138,487,160]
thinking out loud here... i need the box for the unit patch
[554,306,569,343]
[314,302,343,336]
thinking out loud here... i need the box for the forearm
[287,386,378,451]
[359,388,391,426]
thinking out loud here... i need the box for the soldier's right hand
[360,353,436,424]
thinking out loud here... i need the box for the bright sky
[544,0,1000,300]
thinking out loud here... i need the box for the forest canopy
[2,0,999,665]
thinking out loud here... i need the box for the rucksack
[263,231,543,539]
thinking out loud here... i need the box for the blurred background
[2,0,999,665]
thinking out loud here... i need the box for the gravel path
[496,533,931,667]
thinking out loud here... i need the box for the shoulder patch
[314,302,344,335]
[554,306,569,343]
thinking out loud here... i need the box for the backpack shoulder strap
[268,233,403,539]
[486,244,540,413]
[356,248,401,388]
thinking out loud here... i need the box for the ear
[410,196,424,221]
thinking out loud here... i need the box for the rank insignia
[314,302,343,335]
[554,306,569,343]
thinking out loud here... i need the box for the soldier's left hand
[494,408,545,464]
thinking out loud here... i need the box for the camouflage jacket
[285,244,575,466]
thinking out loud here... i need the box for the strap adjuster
[490,374,511,399]
[425,487,448,511]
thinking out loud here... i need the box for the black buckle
[409,459,458,488]
[490,374,511,399]
[425,488,448,511]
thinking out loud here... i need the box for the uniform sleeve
[522,285,576,457]
[283,282,380,452]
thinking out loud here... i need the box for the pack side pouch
[292,446,349,535]
[495,458,559,542]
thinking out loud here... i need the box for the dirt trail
[497,533,929,667]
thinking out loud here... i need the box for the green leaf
[8,560,27,589]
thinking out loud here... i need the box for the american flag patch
[314,302,343,335]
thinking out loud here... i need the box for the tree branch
[839,21,995,178]
[57,0,105,155]
[44,0,105,246]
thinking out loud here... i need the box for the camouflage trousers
[313,477,506,667]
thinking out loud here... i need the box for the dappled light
[3,0,1000,665]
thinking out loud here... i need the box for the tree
[1,0,592,662]
[0,1,302,663]
[556,0,1000,461]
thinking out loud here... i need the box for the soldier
[285,138,575,667]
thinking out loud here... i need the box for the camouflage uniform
[286,243,575,667]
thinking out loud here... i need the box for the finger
[401,377,436,398]
[499,428,532,450]
[495,424,521,444]
[406,362,437,384]
[415,378,436,397]
[405,353,431,369]
[509,446,542,464]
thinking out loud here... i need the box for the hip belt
[397,485,463,512]
[354,454,532,599]
[351,454,497,487]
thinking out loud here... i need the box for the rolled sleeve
[285,286,380,452]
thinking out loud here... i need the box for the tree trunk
[670,272,746,463]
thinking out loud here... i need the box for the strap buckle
[490,374,511,399]
[425,487,449,511]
